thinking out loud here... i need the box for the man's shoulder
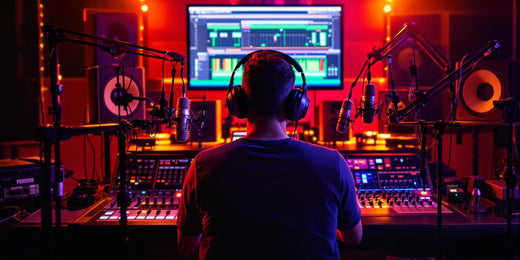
[195,141,239,159]
[291,139,341,154]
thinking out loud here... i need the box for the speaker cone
[103,75,141,116]
[461,69,502,115]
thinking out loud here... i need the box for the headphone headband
[229,50,306,91]
[226,49,310,120]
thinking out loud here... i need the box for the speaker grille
[456,60,520,122]
[87,66,146,124]
[84,11,139,68]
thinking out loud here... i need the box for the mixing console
[71,148,454,226]
[342,151,452,216]
[70,151,198,226]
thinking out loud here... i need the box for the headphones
[226,50,309,121]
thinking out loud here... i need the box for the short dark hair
[242,50,295,118]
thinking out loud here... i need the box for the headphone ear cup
[226,85,248,119]
[285,88,310,121]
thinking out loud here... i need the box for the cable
[292,120,299,139]
[445,124,455,169]
[0,206,29,225]
[83,108,88,180]
[410,39,418,120]
[100,132,105,182]
[86,134,101,181]
[181,62,186,97]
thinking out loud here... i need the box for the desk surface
[4,201,520,260]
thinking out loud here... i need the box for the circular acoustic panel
[396,46,424,73]
[461,69,502,114]
[103,75,141,116]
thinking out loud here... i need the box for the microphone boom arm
[390,40,502,123]
[368,22,451,73]
[44,25,185,63]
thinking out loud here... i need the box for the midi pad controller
[71,151,198,226]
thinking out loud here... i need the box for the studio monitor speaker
[189,100,222,143]
[318,100,350,142]
[87,65,146,124]
[456,60,520,122]
[84,10,139,67]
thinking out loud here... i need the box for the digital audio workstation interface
[187,5,343,89]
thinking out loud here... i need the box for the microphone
[175,97,190,142]
[165,51,185,63]
[361,83,376,124]
[199,104,207,133]
[335,99,353,134]
[159,85,169,116]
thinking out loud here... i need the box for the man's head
[241,50,295,119]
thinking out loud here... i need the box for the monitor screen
[187,5,343,90]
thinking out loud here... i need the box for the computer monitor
[187,5,343,90]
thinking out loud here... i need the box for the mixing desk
[71,147,454,226]
[13,146,518,260]
[342,150,452,216]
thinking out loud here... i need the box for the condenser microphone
[335,99,353,134]
[175,96,190,142]
[361,83,376,124]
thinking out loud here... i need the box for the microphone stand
[38,25,185,260]
[35,124,119,260]
[367,21,503,260]
[386,39,501,259]
[493,98,520,258]
[386,55,401,124]
[116,120,130,259]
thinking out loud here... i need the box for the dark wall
[0,0,40,143]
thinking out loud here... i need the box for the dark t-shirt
[177,138,361,260]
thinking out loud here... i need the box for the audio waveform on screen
[243,24,330,48]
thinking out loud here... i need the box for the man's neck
[245,117,288,140]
